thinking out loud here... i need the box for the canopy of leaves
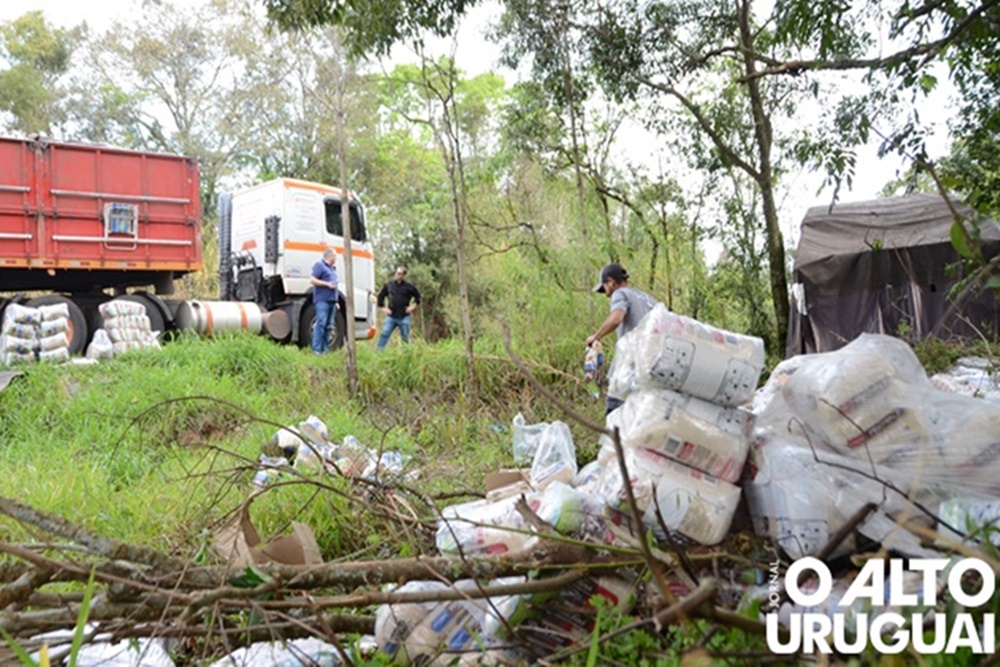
[261,0,482,57]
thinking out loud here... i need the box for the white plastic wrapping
[101,302,159,355]
[524,481,607,538]
[607,303,765,407]
[930,357,1000,402]
[745,440,943,559]
[595,447,741,545]
[3,303,42,326]
[775,334,1000,496]
[1,305,40,366]
[511,412,549,464]
[75,638,176,667]
[208,637,340,667]
[436,496,530,556]
[601,388,751,482]
[528,421,578,490]
[938,497,1000,546]
[99,300,145,318]
[86,329,115,361]
[374,579,499,665]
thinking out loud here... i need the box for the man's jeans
[377,315,411,350]
[311,300,335,353]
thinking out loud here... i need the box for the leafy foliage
[0,11,81,134]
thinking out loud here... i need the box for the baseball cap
[593,263,628,293]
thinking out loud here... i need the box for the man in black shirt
[376,266,421,350]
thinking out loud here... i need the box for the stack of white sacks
[373,304,766,664]
[746,333,1000,559]
[1,303,72,365]
[93,300,160,357]
[596,303,764,545]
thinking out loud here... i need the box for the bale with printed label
[608,304,765,407]
[602,388,752,482]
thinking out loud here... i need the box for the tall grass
[0,330,595,559]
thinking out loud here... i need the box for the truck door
[323,196,373,324]
[280,186,326,296]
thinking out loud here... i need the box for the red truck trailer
[1,135,377,356]
[0,136,202,352]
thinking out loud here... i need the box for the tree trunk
[333,28,359,394]
[738,0,789,353]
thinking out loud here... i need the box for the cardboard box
[212,504,323,568]
[484,468,531,493]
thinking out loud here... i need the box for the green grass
[0,331,597,559]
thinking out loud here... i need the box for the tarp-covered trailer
[787,193,1000,356]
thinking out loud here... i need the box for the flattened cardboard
[213,505,323,567]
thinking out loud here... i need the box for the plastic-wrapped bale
[929,357,1000,402]
[779,335,1000,497]
[436,496,531,556]
[374,579,512,666]
[609,304,765,407]
[602,388,752,482]
[887,388,1000,495]
[1,304,40,365]
[744,440,942,559]
[595,446,741,545]
[749,355,829,451]
[36,303,71,363]
[99,301,160,355]
[780,334,932,454]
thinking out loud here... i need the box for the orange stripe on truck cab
[280,178,357,200]
[282,240,373,260]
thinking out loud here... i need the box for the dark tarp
[786,193,1000,356]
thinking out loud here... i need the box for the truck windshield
[324,199,367,243]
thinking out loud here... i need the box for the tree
[759,1,1000,216]
[261,0,481,57]
[72,0,263,218]
[382,56,502,399]
[500,0,809,351]
[0,11,82,135]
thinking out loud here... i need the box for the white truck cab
[224,178,376,347]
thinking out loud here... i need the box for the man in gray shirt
[586,262,658,413]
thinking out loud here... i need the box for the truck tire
[332,306,346,351]
[26,295,88,355]
[299,303,346,351]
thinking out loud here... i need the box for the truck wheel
[298,303,345,351]
[331,306,346,351]
[26,295,88,355]
[298,303,316,350]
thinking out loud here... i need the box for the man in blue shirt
[310,249,339,354]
